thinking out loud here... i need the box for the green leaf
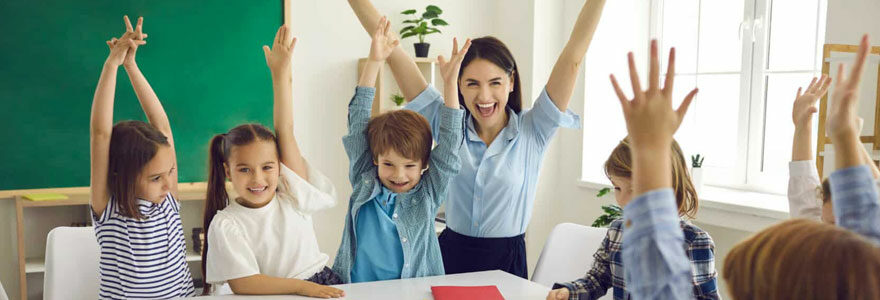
[403,19,422,24]
[425,28,441,34]
[425,5,443,14]
[596,187,611,197]
[401,9,417,15]
[418,22,428,29]
[399,26,415,34]
[431,19,449,26]
[422,11,439,19]
[400,32,418,40]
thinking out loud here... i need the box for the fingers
[136,17,144,40]
[376,16,387,38]
[848,34,870,89]
[383,18,391,37]
[390,38,400,48]
[648,40,660,91]
[273,25,283,46]
[817,75,832,97]
[452,37,459,56]
[124,15,134,32]
[675,88,699,123]
[796,87,803,99]
[664,47,676,96]
[459,38,472,59]
[627,52,643,98]
[836,62,845,89]
[610,74,630,111]
[289,37,297,51]
[281,25,290,46]
[438,55,448,67]
[806,77,818,93]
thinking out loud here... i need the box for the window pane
[767,0,821,71]
[688,74,741,169]
[697,0,745,73]
[662,0,699,74]
[762,73,816,176]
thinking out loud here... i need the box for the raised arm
[829,35,871,171]
[90,21,141,216]
[544,0,607,111]
[437,37,470,110]
[263,25,308,181]
[611,41,698,299]
[120,16,180,197]
[792,76,830,161]
[347,0,427,100]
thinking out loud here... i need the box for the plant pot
[690,167,704,194]
[414,42,430,58]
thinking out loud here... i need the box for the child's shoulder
[680,220,715,245]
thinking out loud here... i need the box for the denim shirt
[620,165,880,299]
[332,86,464,283]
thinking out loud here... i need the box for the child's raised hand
[792,75,831,128]
[827,35,870,141]
[610,40,698,150]
[438,37,471,85]
[122,16,148,67]
[263,25,297,75]
[105,15,147,67]
[298,282,345,299]
[368,16,399,62]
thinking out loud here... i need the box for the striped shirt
[92,194,195,299]
[553,218,719,300]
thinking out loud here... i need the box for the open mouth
[247,186,268,194]
[476,102,497,118]
[389,180,409,188]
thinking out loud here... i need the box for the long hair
[107,120,169,219]
[724,219,880,299]
[201,123,277,294]
[458,36,522,114]
[604,137,699,218]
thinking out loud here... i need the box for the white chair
[532,223,611,298]
[0,278,9,300]
[43,226,100,300]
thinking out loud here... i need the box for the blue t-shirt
[351,187,404,282]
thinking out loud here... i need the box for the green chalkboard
[0,1,283,190]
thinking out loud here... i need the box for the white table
[195,270,551,300]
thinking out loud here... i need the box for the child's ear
[373,159,378,166]
[223,163,230,179]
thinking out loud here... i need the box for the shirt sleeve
[206,215,260,284]
[277,161,337,214]
[829,165,880,245]
[788,160,822,220]
[686,228,721,300]
[403,85,445,137]
[91,197,116,225]
[424,105,465,209]
[552,226,615,300]
[342,86,378,186]
[621,189,695,300]
[520,88,581,147]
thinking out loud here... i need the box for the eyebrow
[235,161,277,167]
[465,77,504,82]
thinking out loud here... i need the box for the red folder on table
[430,285,505,300]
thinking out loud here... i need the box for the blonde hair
[723,219,880,299]
[604,137,698,218]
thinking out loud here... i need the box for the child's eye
[613,187,621,191]
[263,166,274,171]
[383,162,393,167]
[406,164,417,168]
[490,82,501,86]
[466,82,478,87]
[238,168,250,173]
[151,176,161,182]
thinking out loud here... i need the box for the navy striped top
[92,194,195,299]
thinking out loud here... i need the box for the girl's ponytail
[201,134,228,295]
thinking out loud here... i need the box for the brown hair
[367,110,432,165]
[820,178,831,204]
[604,137,699,218]
[723,219,880,300]
[201,123,278,294]
[107,120,170,219]
[458,36,522,114]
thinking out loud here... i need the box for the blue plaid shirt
[554,218,719,300]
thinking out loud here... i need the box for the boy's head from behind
[367,110,432,193]
[604,137,698,218]
[723,218,880,299]
[108,120,173,219]
[208,123,280,208]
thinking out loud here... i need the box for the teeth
[248,187,266,192]
[477,103,494,108]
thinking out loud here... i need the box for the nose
[477,86,492,101]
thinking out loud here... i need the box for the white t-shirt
[206,161,337,286]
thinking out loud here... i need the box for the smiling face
[375,149,424,194]
[135,145,175,204]
[224,140,279,208]
[459,58,513,130]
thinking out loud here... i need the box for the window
[581,0,827,194]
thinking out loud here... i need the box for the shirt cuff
[830,165,878,218]
[404,85,443,112]
[438,105,465,132]
[532,88,581,129]
[789,160,819,177]
[622,188,681,243]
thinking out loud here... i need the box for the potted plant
[390,93,406,108]
[400,5,448,58]
[591,187,622,227]
[690,154,705,194]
